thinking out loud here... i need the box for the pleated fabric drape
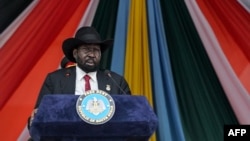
[0,0,85,109]
[147,0,185,140]
[160,0,239,140]
[0,0,90,140]
[91,0,119,69]
[0,0,33,33]
[124,0,156,140]
[195,0,250,124]
[111,0,130,75]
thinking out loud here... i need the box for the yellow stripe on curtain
[125,0,156,140]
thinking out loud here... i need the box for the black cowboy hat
[62,26,113,62]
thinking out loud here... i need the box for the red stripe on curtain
[196,0,250,93]
[0,0,90,140]
[0,0,84,109]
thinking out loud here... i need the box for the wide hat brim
[62,38,113,62]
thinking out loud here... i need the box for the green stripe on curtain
[160,0,238,141]
[91,0,119,70]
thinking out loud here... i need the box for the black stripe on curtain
[91,0,119,70]
[0,0,33,33]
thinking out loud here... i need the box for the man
[60,56,76,68]
[29,26,131,127]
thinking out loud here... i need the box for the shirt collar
[76,65,97,82]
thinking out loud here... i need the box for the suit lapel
[97,70,111,93]
[61,67,76,94]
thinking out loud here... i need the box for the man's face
[73,44,101,73]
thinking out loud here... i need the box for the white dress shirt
[75,65,98,95]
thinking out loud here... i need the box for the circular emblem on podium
[76,90,115,125]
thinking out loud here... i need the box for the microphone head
[105,70,111,77]
[104,70,128,95]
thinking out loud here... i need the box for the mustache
[85,58,95,62]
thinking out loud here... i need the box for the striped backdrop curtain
[160,0,239,140]
[1,0,249,141]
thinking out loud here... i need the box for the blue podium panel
[30,95,158,141]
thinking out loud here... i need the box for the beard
[76,58,99,73]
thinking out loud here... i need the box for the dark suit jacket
[34,66,131,108]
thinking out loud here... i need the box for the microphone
[105,70,127,95]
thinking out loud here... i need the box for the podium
[29,95,158,141]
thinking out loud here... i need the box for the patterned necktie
[84,75,91,91]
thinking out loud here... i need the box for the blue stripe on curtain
[147,0,185,140]
[111,0,130,75]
